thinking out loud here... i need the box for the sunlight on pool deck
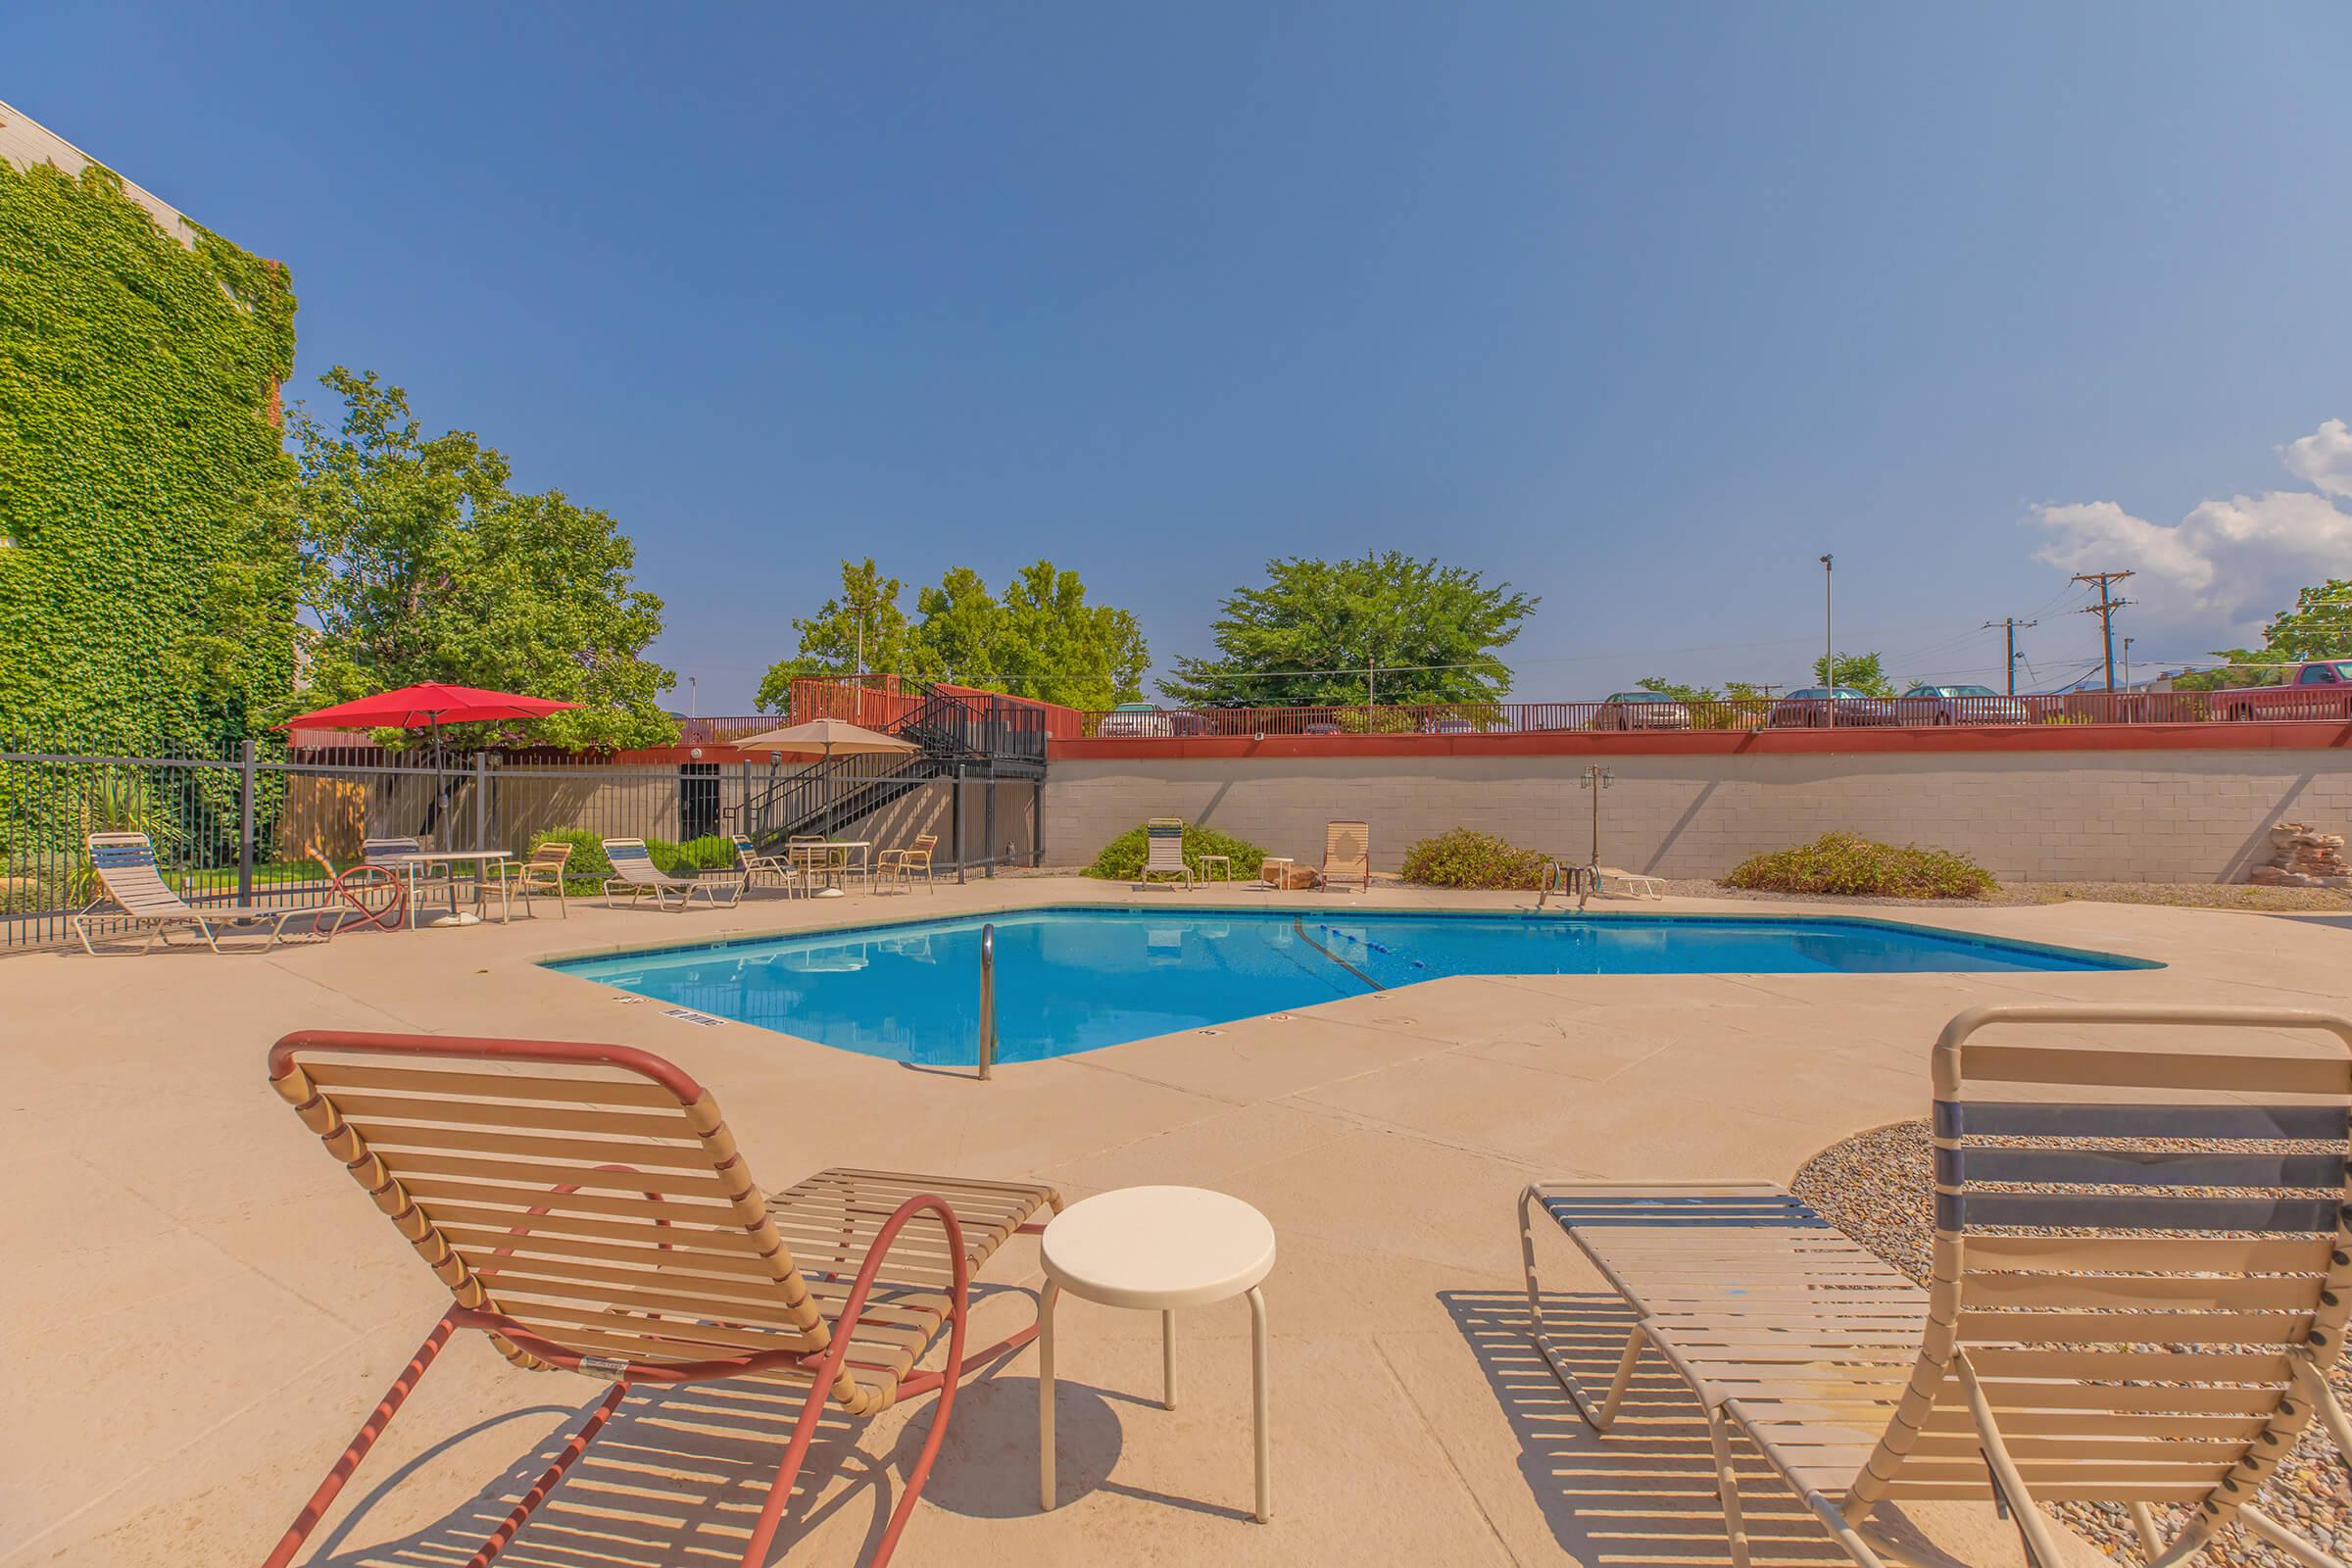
[9,875,2340,1568]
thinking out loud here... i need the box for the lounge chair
[1593,865,1664,900]
[261,1028,1060,1568]
[497,840,573,919]
[1139,818,1193,889]
[1518,1003,2352,1568]
[602,837,744,910]
[1322,820,1370,892]
[877,831,940,891]
[73,831,317,955]
[730,832,807,898]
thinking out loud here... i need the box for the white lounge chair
[1519,1003,2352,1568]
[1594,865,1664,900]
[73,831,317,955]
[1139,818,1193,889]
[601,838,744,911]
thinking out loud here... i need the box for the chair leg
[1518,1184,1644,1430]
[1707,1404,1750,1568]
[461,1378,630,1568]
[263,1314,459,1568]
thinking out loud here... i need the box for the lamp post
[1579,764,1615,869]
[1819,554,1835,730]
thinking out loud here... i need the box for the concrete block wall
[1042,750,2352,883]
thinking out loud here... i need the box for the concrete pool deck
[6,876,2346,1567]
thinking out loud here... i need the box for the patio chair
[261,1028,1061,1568]
[877,832,940,892]
[305,849,407,934]
[1140,818,1193,889]
[497,840,573,919]
[73,831,317,955]
[601,837,744,911]
[1518,1003,2352,1568]
[1322,820,1371,892]
[730,832,807,898]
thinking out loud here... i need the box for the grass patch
[1726,831,1993,900]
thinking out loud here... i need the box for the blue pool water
[546,907,2153,1066]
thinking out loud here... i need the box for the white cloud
[2028,418,2352,642]
[2283,418,2352,497]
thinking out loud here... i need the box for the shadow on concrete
[305,1350,1128,1565]
[1440,1289,1969,1568]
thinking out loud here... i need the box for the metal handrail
[977,923,997,1080]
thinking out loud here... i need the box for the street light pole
[1820,554,1835,729]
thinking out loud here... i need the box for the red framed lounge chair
[262,1029,1061,1568]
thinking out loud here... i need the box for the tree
[755,559,912,712]
[1160,553,1537,708]
[1810,652,1894,696]
[992,562,1149,709]
[759,559,1148,711]
[281,368,676,750]
[2175,579,2352,691]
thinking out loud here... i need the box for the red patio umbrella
[280,682,582,734]
[280,682,583,773]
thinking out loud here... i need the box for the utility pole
[1983,617,2038,697]
[1366,652,1376,709]
[2123,636,2135,689]
[1819,554,1835,728]
[2072,570,2136,693]
[688,675,699,717]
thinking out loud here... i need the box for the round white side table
[1038,1185,1276,1522]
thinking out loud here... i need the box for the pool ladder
[977,922,997,1080]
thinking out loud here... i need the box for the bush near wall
[1086,821,1265,881]
[1399,828,1551,890]
[1725,831,1993,900]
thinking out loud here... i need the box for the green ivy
[0,158,298,753]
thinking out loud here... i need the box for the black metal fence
[1,741,1041,953]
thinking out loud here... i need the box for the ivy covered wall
[0,156,297,751]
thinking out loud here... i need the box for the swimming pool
[546,907,2154,1066]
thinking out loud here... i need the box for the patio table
[370,849,513,928]
[803,840,871,899]
[1039,1185,1274,1523]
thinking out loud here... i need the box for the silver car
[1896,684,2032,724]
[1593,691,1693,730]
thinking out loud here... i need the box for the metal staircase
[736,683,1048,851]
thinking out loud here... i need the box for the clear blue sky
[16,4,2352,707]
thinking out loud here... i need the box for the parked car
[1096,703,1171,738]
[1895,684,2032,724]
[2205,662,2352,722]
[1763,687,1901,727]
[1418,713,1477,734]
[1299,720,1344,736]
[1592,691,1693,730]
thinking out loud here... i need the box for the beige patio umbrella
[734,718,918,896]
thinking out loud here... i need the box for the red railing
[1072,689,2352,738]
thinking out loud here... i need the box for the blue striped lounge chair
[74,831,316,955]
[601,838,744,911]
[1517,1004,2352,1568]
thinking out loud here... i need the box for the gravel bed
[1655,879,2352,911]
[1793,1120,2352,1565]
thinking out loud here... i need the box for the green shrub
[1086,821,1266,881]
[531,827,613,894]
[669,835,739,872]
[1399,828,1551,890]
[1725,831,1993,900]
